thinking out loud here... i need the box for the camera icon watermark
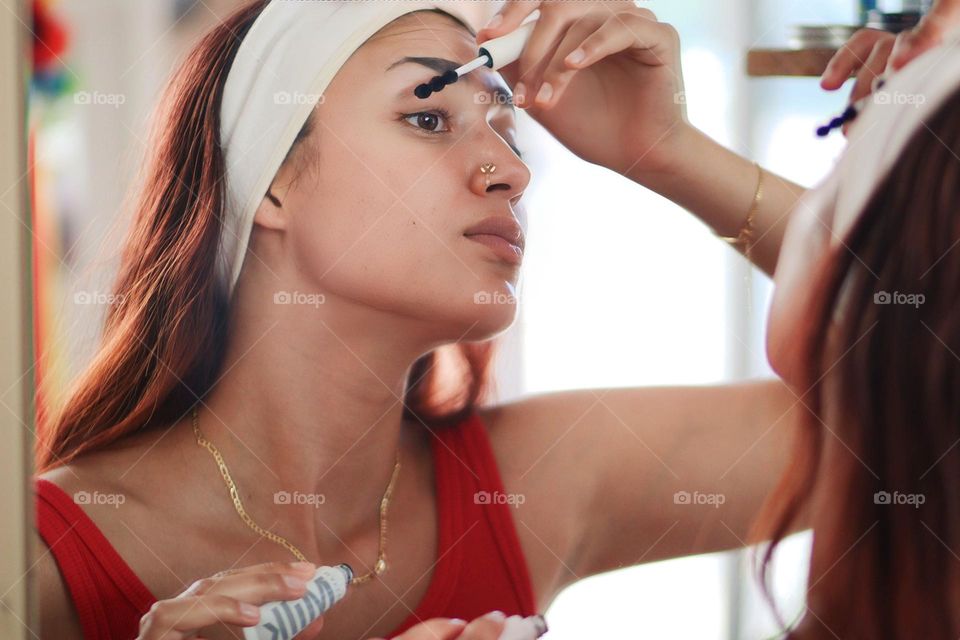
[274,290,326,308]
[273,91,325,106]
[74,490,126,508]
[74,91,127,109]
[473,290,518,305]
[873,490,925,508]
[873,91,926,108]
[474,91,514,106]
[274,490,326,508]
[474,490,526,508]
[73,290,126,306]
[673,490,726,508]
[873,290,925,308]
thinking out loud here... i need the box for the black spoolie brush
[816,75,887,138]
[414,10,541,99]
[415,68,469,99]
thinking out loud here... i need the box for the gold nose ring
[480,162,496,187]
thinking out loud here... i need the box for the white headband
[800,28,960,248]
[217,0,488,299]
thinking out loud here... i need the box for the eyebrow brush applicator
[414,9,541,99]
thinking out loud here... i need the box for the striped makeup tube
[243,564,353,640]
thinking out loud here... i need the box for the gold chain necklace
[191,406,401,585]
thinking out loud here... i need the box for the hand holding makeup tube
[134,557,543,640]
[135,561,325,640]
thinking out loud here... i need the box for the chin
[459,293,519,341]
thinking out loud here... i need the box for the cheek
[283,163,475,306]
[289,206,519,337]
[283,111,519,334]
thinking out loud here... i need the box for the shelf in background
[747,47,839,77]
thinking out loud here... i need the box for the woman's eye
[403,109,452,133]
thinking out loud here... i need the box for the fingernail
[514,82,526,106]
[484,13,503,31]
[526,614,549,636]
[566,48,585,65]
[240,603,260,619]
[449,619,467,626]
[483,610,507,622]
[283,574,307,589]
[291,561,315,572]
[535,82,553,105]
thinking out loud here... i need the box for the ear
[253,162,298,231]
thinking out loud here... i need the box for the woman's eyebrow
[388,56,514,109]
[386,55,456,74]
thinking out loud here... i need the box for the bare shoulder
[35,425,177,501]
[33,426,189,588]
[32,446,140,639]
[476,391,602,604]
[35,461,93,495]
[32,432,171,639]
[34,457,126,512]
[31,530,85,639]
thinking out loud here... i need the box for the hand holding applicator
[414,9,541,99]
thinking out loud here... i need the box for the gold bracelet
[717,162,763,258]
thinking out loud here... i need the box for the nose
[469,139,531,202]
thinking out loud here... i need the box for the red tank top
[35,411,537,639]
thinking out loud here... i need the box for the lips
[463,215,525,252]
[463,215,525,266]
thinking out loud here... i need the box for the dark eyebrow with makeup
[386,55,457,74]
[387,56,515,110]
[387,56,523,160]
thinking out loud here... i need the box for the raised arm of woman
[477,0,806,276]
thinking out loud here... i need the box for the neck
[189,285,439,553]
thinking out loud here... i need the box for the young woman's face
[259,10,530,343]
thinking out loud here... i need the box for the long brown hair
[35,2,496,473]
[752,86,960,637]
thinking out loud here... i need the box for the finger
[496,615,543,640]
[848,36,895,105]
[510,9,570,108]
[457,611,508,639]
[570,9,676,67]
[138,595,260,639]
[390,618,470,640]
[476,1,542,42]
[820,29,892,90]
[529,17,604,109]
[889,20,943,70]
[542,7,676,111]
[181,570,310,604]
[890,0,960,68]
[539,7,666,109]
